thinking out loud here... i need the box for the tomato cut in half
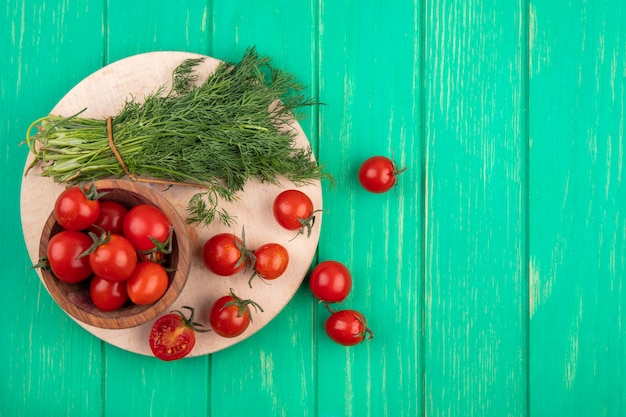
[149,306,207,361]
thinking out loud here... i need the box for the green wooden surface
[1,1,625,416]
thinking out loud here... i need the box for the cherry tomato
[88,234,138,282]
[358,156,406,193]
[272,190,317,236]
[325,309,374,346]
[126,261,169,305]
[252,243,289,282]
[123,204,172,252]
[202,233,246,276]
[90,201,128,235]
[54,184,101,231]
[90,275,128,311]
[149,306,207,361]
[46,230,93,283]
[209,290,263,338]
[309,260,352,303]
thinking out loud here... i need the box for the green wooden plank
[100,2,212,417]
[317,1,422,416]
[528,2,626,415]
[423,1,528,416]
[1,1,106,416]
[208,2,319,416]
[106,0,210,62]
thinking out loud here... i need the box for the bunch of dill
[25,48,328,226]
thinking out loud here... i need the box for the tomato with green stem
[123,204,172,252]
[149,306,208,361]
[325,309,374,346]
[85,233,138,282]
[126,261,169,305]
[309,260,352,303]
[90,275,128,311]
[45,230,93,283]
[202,232,249,276]
[358,156,406,193]
[272,189,318,237]
[209,289,263,338]
[249,243,289,287]
[54,183,103,231]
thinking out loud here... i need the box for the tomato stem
[171,305,211,333]
[222,289,264,323]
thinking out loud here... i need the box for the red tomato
[46,230,93,283]
[209,291,263,338]
[309,260,352,303]
[272,190,317,236]
[123,204,172,252]
[202,233,246,276]
[325,309,374,346]
[126,261,169,305]
[90,201,128,235]
[250,243,288,286]
[54,185,101,231]
[358,156,406,193]
[88,234,138,282]
[90,275,128,311]
[149,306,207,361]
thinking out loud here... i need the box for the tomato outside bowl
[38,179,191,330]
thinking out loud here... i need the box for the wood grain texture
[1,1,106,416]
[423,1,527,416]
[208,2,319,416]
[3,0,626,416]
[529,1,626,415]
[318,1,422,416]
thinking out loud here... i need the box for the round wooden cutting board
[20,52,322,357]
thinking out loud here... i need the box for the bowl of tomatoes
[38,179,191,330]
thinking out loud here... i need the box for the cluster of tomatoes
[149,154,405,360]
[149,188,316,360]
[43,183,174,311]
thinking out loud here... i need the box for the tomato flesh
[149,313,195,361]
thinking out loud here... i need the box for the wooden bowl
[38,179,191,329]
